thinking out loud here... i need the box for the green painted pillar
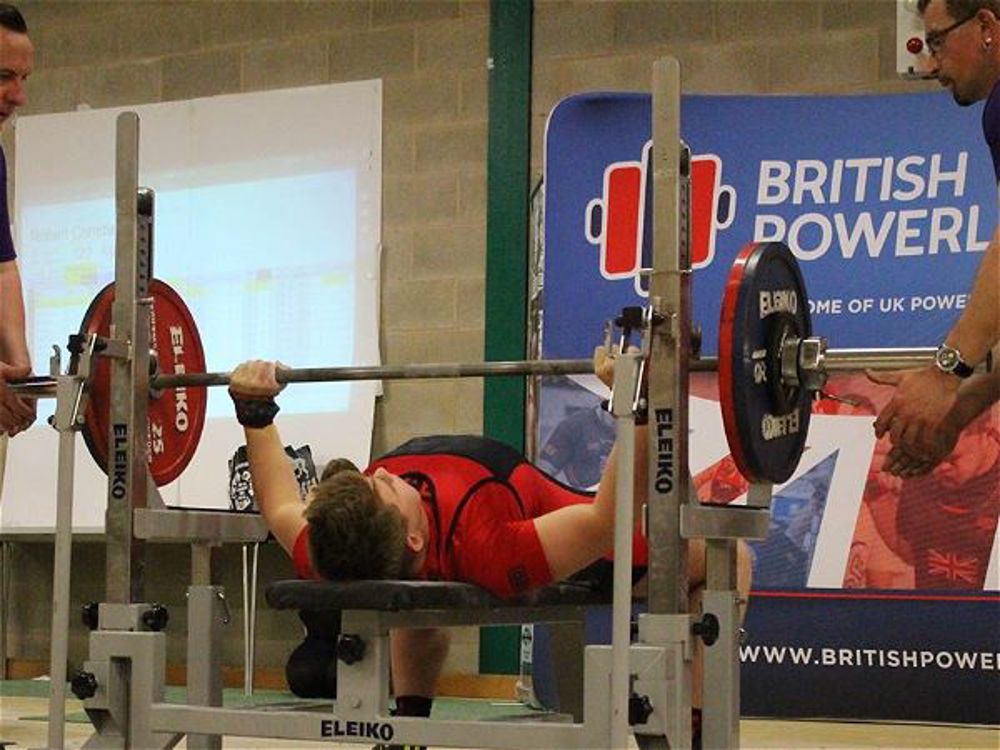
[480,0,532,675]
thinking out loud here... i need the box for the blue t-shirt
[983,79,1000,184]
[0,148,15,262]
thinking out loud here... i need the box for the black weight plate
[718,241,812,484]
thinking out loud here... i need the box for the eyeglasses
[925,13,976,56]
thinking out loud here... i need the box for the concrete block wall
[16,0,490,457]
[3,0,935,687]
[530,0,936,176]
[8,0,490,681]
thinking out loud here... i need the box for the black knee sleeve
[285,635,338,699]
[286,609,342,699]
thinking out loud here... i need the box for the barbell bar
[154,346,954,387]
[7,346,944,399]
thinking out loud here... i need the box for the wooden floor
[1,694,997,749]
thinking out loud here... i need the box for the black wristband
[231,396,280,428]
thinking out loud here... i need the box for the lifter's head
[918,0,1000,105]
[320,456,361,481]
[0,4,31,129]
[305,463,428,581]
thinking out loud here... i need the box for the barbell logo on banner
[584,140,735,295]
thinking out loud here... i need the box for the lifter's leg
[390,627,450,711]
[688,540,752,710]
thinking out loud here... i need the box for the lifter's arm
[532,346,648,581]
[533,435,648,582]
[230,360,306,554]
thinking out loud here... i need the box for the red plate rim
[718,241,761,483]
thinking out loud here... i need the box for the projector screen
[1,81,382,532]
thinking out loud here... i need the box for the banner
[536,91,999,723]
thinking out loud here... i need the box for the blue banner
[543,92,992,357]
[741,593,1000,724]
[534,91,999,724]
[533,594,1000,724]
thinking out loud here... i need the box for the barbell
[9,241,948,487]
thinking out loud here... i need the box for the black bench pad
[266,579,611,612]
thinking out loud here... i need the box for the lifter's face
[0,28,32,128]
[922,0,999,105]
[368,467,427,541]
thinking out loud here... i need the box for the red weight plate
[80,279,207,486]
[718,241,812,484]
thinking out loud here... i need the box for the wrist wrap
[231,396,280,428]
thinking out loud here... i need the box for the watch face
[936,347,959,370]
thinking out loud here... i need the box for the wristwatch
[934,345,974,379]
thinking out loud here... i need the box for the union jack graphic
[926,549,981,586]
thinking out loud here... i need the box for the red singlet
[293,435,648,598]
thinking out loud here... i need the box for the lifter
[227,349,752,749]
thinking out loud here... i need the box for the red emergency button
[906,36,924,54]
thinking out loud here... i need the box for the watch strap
[951,358,974,378]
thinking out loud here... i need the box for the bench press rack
[40,57,773,750]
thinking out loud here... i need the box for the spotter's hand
[0,362,37,436]
[868,367,960,460]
